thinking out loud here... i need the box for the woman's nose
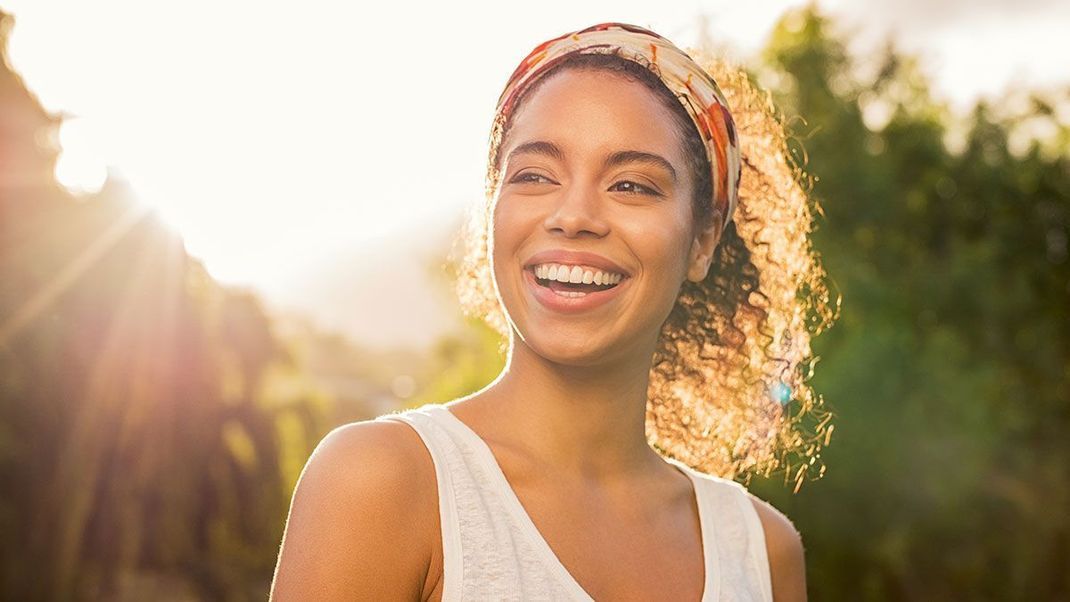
[542,182,610,238]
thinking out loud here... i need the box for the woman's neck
[460,335,666,483]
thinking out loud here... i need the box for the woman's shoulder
[304,418,440,519]
[271,418,439,599]
[745,489,807,601]
[725,483,807,602]
[741,489,803,561]
[684,469,800,540]
[681,467,808,601]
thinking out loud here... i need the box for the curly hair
[448,50,840,492]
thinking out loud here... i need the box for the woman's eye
[611,180,660,196]
[511,172,553,184]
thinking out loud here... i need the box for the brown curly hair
[448,49,840,492]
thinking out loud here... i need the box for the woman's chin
[515,329,625,367]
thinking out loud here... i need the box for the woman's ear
[686,215,723,283]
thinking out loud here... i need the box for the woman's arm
[270,421,434,601]
[749,494,808,602]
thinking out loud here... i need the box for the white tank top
[376,403,774,601]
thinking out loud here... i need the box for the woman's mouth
[523,265,629,313]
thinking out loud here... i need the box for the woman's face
[490,68,721,366]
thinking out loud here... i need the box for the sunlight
[4,0,1064,344]
[0,201,153,347]
[54,117,107,195]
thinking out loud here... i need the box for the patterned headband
[493,22,742,231]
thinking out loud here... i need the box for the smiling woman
[271,21,836,602]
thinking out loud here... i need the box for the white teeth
[532,263,624,286]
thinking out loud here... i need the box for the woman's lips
[523,267,629,314]
[523,250,630,277]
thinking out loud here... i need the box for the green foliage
[0,10,328,599]
[410,316,506,408]
[747,5,1070,599]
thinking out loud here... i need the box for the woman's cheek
[630,224,691,311]
[490,209,524,302]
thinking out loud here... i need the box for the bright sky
[4,0,1066,347]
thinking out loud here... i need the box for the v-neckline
[429,403,719,601]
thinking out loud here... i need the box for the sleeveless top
[375,403,774,601]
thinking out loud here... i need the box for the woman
[272,21,834,601]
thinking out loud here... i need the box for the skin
[270,69,807,601]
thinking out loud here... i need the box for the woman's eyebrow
[605,149,677,183]
[507,140,565,164]
[506,140,677,182]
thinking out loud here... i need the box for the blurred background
[1,0,1067,600]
